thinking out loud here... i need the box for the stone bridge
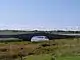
[17,33,75,41]
[0,32,77,41]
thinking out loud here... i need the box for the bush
[41,43,50,47]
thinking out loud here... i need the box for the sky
[0,0,80,30]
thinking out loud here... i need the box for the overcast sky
[0,0,80,30]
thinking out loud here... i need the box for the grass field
[20,54,80,60]
[23,54,52,60]
[57,56,80,60]
[0,38,80,60]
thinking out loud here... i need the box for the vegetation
[0,38,80,60]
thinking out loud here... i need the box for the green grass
[22,54,80,60]
[57,56,80,60]
[23,54,52,60]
